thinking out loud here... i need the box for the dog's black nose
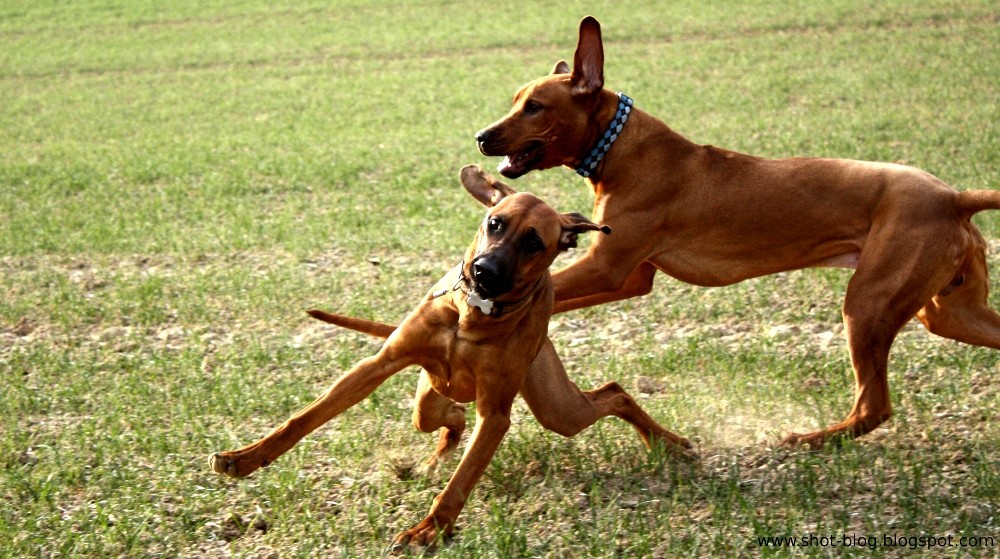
[475,128,492,144]
[473,258,499,283]
[472,256,508,298]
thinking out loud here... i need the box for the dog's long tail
[306,309,395,339]
[956,190,1000,218]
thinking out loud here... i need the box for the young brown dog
[210,165,690,550]
[474,16,1000,448]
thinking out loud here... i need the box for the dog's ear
[551,60,570,75]
[558,211,611,251]
[571,16,604,98]
[460,164,518,207]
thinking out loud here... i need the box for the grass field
[2,1,998,557]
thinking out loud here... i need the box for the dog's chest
[423,330,532,403]
[424,362,478,403]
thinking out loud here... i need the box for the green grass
[2,1,998,557]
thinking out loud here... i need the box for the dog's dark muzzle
[471,255,512,299]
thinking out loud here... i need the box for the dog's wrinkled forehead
[514,74,573,106]
[471,193,567,263]
[488,191,545,216]
[483,193,560,241]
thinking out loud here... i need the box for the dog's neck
[574,93,703,194]
[574,92,634,178]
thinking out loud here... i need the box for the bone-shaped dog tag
[467,292,495,315]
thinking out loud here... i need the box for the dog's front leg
[210,352,407,478]
[553,259,657,314]
[392,397,513,551]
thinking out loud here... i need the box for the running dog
[474,16,1000,448]
[210,165,690,550]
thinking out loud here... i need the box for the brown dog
[474,16,1000,448]
[210,165,690,550]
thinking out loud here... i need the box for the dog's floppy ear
[571,16,604,98]
[551,60,570,75]
[460,164,518,207]
[558,211,611,251]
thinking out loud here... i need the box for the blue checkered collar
[574,92,634,178]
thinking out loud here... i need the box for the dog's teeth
[498,155,513,173]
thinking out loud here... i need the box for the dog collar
[433,263,540,317]
[575,92,633,178]
[456,274,498,316]
[432,265,499,316]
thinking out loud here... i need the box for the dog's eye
[523,100,543,115]
[488,217,503,232]
[520,233,544,254]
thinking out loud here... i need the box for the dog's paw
[389,516,453,554]
[209,451,268,478]
[649,428,695,457]
[779,432,826,450]
[654,437,698,462]
[673,444,700,461]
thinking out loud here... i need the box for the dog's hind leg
[917,232,1000,349]
[782,224,960,448]
[411,370,466,470]
[520,340,692,451]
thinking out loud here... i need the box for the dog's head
[458,164,610,300]
[474,16,609,179]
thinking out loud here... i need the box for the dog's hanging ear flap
[558,211,611,251]
[571,16,604,98]
[460,164,518,208]
[551,60,570,75]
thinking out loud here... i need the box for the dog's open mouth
[496,141,544,179]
